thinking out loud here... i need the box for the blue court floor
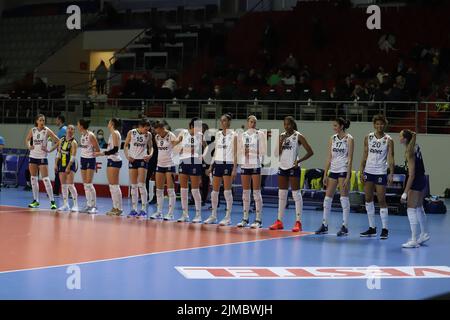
[0,187,449,300]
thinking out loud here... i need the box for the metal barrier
[0,98,449,133]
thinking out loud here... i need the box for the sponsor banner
[175,266,450,280]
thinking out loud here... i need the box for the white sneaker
[163,213,174,221]
[88,207,98,214]
[204,215,218,224]
[71,205,79,212]
[236,219,249,228]
[149,212,162,220]
[402,239,420,248]
[80,206,91,213]
[417,233,431,245]
[192,215,202,224]
[177,214,190,223]
[250,220,262,229]
[57,204,70,212]
[219,216,231,226]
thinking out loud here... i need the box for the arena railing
[0,98,449,134]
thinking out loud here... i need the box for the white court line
[0,206,311,275]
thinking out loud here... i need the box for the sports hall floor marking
[0,205,313,275]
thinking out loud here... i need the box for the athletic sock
[380,207,389,229]
[31,176,39,202]
[211,190,219,217]
[167,188,176,215]
[340,196,350,227]
[366,202,375,228]
[131,184,139,211]
[407,207,418,242]
[416,206,428,234]
[191,188,202,216]
[43,177,54,202]
[138,183,148,210]
[156,189,164,214]
[277,189,288,221]
[224,190,233,218]
[322,196,332,226]
[181,188,189,213]
[292,189,303,222]
[253,189,263,221]
[242,189,251,220]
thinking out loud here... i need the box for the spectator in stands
[324,63,337,81]
[0,134,4,188]
[405,67,420,99]
[267,69,282,87]
[282,69,296,86]
[296,75,312,99]
[351,85,369,101]
[340,76,355,100]
[376,67,389,85]
[283,53,299,71]
[123,74,140,98]
[378,33,397,53]
[94,61,108,95]
[300,65,311,80]
[96,129,108,149]
[352,63,362,78]
[361,63,375,79]
[245,69,262,87]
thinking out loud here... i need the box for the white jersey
[365,132,391,175]
[214,130,236,163]
[279,131,301,170]
[80,131,95,159]
[330,133,353,173]
[156,131,177,167]
[30,127,50,159]
[179,129,203,161]
[239,130,265,169]
[128,129,151,160]
[107,131,122,162]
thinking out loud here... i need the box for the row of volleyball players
[25,113,429,246]
[312,114,430,248]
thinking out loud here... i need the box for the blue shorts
[156,166,176,173]
[241,168,261,175]
[364,172,387,186]
[58,161,78,173]
[278,167,301,177]
[129,160,149,170]
[29,157,48,165]
[107,159,123,169]
[179,163,203,176]
[213,163,234,177]
[80,157,96,171]
[411,175,426,191]
[329,172,347,180]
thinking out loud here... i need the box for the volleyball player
[270,116,314,232]
[399,130,430,248]
[315,118,354,236]
[53,125,79,212]
[149,120,179,220]
[359,115,394,239]
[176,117,205,223]
[95,118,123,216]
[77,119,100,214]
[204,113,238,226]
[236,115,266,228]
[124,119,153,218]
[25,114,59,209]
